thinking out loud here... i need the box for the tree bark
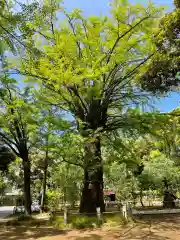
[40,151,48,212]
[139,189,144,207]
[79,136,105,214]
[163,191,176,208]
[22,153,31,215]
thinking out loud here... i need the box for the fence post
[127,202,133,217]
[96,207,101,220]
[122,203,127,219]
[64,204,68,225]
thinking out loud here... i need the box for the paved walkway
[0,206,14,218]
[132,208,180,215]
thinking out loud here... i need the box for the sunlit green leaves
[22,0,162,101]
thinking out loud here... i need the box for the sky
[60,0,179,112]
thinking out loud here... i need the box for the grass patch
[70,215,103,229]
[50,214,103,229]
[3,214,49,227]
[5,211,131,230]
[103,212,128,227]
[50,212,130,230]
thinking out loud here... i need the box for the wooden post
[122,204,127,219]
[64,205,68,225]
[96,207,101,220]
[127,202,133,217]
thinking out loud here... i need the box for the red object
[104,189,115,195]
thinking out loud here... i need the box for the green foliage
[45,189,63,211]
[140,151,180,191]
[104,131,180,202]
[50,214,102,229]
[0,0,179,217]
[19,0,164,138]
[174,0,180,8]
[51,162,83,205]
[51,213,127,229]
[140,1,180,92]
[70,216,102,229]
[0,76,40,157]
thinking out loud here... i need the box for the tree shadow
[72,234,103,240]
[99,214,180,240]
[68,224,170,240]
[136,214,180,232]
[116,230,170,240]
[116,214,180,240]
[0,226,67,240]
[0,214,180,240]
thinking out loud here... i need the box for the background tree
[0,77,39,214]
[140,0,180,92]
[34,107,71,211]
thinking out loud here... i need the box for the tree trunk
[163,191,176,208]
[140,189,144,207]
[22,153,31,215]
[40,153,48,212]
[80,136,105,214]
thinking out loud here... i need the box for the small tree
[34,107,71,211]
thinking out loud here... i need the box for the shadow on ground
[72,234,103,240]
[0,214,180,240]
[0,226,67,240]
[68,222,172,240]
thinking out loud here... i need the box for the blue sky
[62,0,174,15]
[61,0,179,112]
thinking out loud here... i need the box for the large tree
[16,0,165,213]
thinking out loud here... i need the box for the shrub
[46,190,63,211]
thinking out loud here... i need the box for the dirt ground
[1,214,180,240]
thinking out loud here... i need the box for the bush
[46,190,63,211]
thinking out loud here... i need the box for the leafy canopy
[19,0,163,134]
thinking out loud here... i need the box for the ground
[0,214,180,240]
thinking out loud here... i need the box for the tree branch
[61,156,83,168]
[9,127,20,146]
[50,0,56,41]
[67,84,88,115]
[65,13,82,58]
[0,131,18,149]
[104,52,155,104]
[0,136,20,157]
[0,24,27,48]
[106,16,149,63]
